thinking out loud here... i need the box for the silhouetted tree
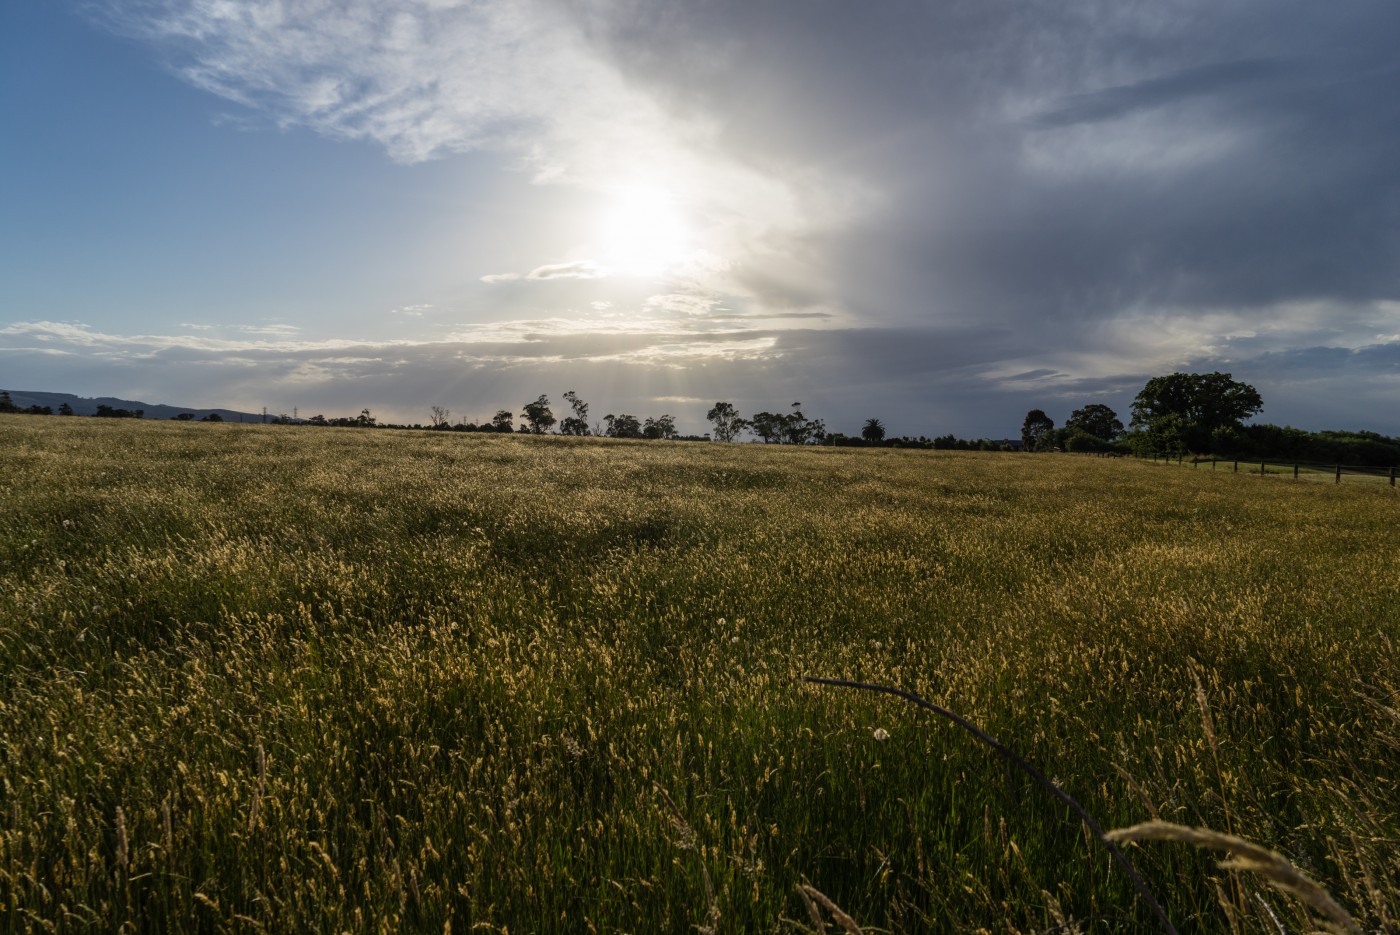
[1021,410,1054,451]
[429,406,452,429]
[201,412,224,422]
[521,395,555,434]
[706,402,749,443]
[491,409,514,432]
[748,403,825,444]
[749,411,783,443]
[1130,372,1262,453]
[0,391,17,413]
[94,404,142,419]
[782,403,825,445]
[559,390,590,435]
[643,414,678,440]
[356,408,376,427]
[1065,403,1124,441]
[862,418,886,442]
[604,413,643,438]
[58,402,73,416]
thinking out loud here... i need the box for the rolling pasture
[1,416,1396,932]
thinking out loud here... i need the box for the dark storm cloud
[1026,59,1290,130]
[583,1,1400,343]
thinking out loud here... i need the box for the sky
[2,0,1399,437]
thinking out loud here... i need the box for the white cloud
[527,261,605,281]
[643,293,720,318]
[92,0,840,326]
[236,323,302,336]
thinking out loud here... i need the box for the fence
[1146,454,1399,487]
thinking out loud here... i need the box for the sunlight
[593,181,693,277]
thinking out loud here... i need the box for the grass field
[2,415,1397,933]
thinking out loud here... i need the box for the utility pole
[262,406,268,424]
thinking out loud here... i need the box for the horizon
[4,2,1399,437]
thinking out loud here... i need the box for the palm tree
[862,418,886,443]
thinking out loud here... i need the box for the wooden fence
[1146,454,1399,486]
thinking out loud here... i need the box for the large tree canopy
[1130,372,1263,453]
[1064,403,1124,441]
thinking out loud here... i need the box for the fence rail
[1146,454,1399,486]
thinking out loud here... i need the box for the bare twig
[801,676,1178,935]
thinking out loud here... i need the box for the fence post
[1233,461,1238,473]
[1213,459,1217,470]
[1335,465,1342,484]
[1294,464,1299,480]
[1392,467,1397,487]
[1260,461,1266,476]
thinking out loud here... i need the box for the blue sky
[3,1,1399,435]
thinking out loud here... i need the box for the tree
[1130,372,1262,453]
[782,402,825,445]
[1064,403,1123,441]
[201,412,224,422]
[1127,412,1188,458]
[749,411,784,444]
[0,391,17,413]
[173,412,194,421]
[603,413,642,438]
[58,402,73,416]
[749,403,825,444]
[491,409,514,432]
[559,390,590,436]
[429,406,452,429]
[1021,409,1054,451]
[356,408,376,427]
[643,414,677,440]
[94,404,142,419]
[861,418,886,443]
[706,402,749,442]
[521,394,555,434]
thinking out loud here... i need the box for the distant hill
[2,390,263,423]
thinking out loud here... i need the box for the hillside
[1,389,261,421]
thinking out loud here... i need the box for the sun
[593,181,693,277]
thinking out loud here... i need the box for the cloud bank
[66,0,1400,434]
[5,315,1398,436]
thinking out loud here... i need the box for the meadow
[1,415,1396,933]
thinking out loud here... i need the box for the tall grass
[1,415,1396,931]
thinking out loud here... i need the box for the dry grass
[1,414,1397,931]
[1107,821,1360,934]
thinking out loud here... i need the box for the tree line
[12,379,1391,465]
[1021,372,1400,467]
